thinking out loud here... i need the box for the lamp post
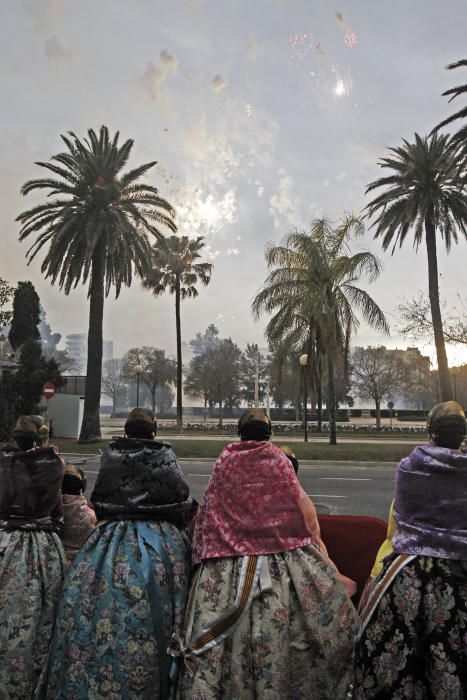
[133,364,144,408]
[299,353,309,442]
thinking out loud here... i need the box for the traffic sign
[42,382,56,400]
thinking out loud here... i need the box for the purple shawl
[392,444,467,560]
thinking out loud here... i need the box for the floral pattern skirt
[46,520,191,700]
[176,546,358,699]
[354,555,467,699]
[0,529,67,700]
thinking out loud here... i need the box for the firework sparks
[287,32,314,61]
[344,30,358,47]
[244,103,253,117]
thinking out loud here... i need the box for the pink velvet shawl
[192,440,316,565]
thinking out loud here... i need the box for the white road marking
[318,477,371,481]
[309,494,347,499]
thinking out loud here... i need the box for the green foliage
[16,125,177,441]
[435,59,467,151]
[8,281,40,350]
[13,339,64,414]
[239,343,269,404]
[121,347,176,412]
[0,278,14,329]
[145,235,213,299]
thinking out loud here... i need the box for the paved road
[67,455,396,522]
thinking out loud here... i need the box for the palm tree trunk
[317,350,323,432]
[79,249,104,442]
[425,216,451,400]
[327,354,337,445]
[175,275,183,431]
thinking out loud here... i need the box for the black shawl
[91,437,196,527]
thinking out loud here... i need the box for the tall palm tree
[366,133,467,400]
[16,126,176,441]
[252,216,388,444]
[143,235,212,430]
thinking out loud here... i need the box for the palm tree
[143,235,212,430]
[252,216,388,444]
[16,126,176,441]
[435,59,467,151]
[366,133,467,400]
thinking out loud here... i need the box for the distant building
[65,333,113,374]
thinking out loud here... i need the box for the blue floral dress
[46,437,195,700]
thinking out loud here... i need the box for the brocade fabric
[91,437,196,526]
[393,444,467,560]
[176,546,358,699]
[191,440,315,564]
[354,555,467,699]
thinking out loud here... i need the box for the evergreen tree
[13,339,64,414]
[9,281,40,350]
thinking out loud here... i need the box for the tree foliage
[366,132,467,400]
[351,346,404,428]
[122,346,176,413]
[253,216,388,443]
[13,339,64,415]
[16,125,177,441]
[102,358,128,417]
[143,235,213,429]
[9,281,41,350]
[0,278,14,330]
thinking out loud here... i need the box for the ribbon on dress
[168,554,264,675]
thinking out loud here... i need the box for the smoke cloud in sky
[1,0,467,364]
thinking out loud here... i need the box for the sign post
[42,382,56,425]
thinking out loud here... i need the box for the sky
[1,0,467,367]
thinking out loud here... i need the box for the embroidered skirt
[0,529,67,699]
[46,520,191,699]
[176,545,358,699]
[354,555,467,699]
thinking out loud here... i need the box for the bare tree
[351,346,404,429]
[398,292,467,346]
[102,358,127,417]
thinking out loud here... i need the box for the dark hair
[433,423,466,450]
[62,466,87,495]
[15,436,37,451]
[239,421,271,441]
[125,420,155,440]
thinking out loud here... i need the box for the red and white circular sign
[42,382,56,400]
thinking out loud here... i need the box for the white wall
[44,394,84,439]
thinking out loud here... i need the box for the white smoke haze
[23,0,67,32]
[269,169,302,230]
[245,37,258,60]
[44,35,75,69]
[141,49,179,101]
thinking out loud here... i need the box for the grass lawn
[55,437,412,462]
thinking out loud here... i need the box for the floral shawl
[91,437,196,527]
[0,446,64,532]
[393,444,467,560]
[192,440,316,565]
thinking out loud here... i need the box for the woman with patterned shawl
[170,408,358,699]
[46,408,196,700]
[354,401,467,699]
[0,415,67,698]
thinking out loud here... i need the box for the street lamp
[133,364,144,407]
[299,353,309,442]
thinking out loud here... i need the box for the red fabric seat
[318,514,387,604]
